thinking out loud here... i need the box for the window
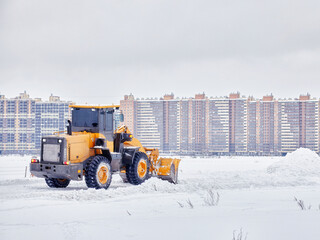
[19,119,27,128]
[72,108,98,127]
[106,112,113,131]
[7,119,15,128]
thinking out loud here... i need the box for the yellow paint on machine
[157,158,181,176]
[63,132,111,164]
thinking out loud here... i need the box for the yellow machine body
[50,107,180,183]
[31,104,180,188]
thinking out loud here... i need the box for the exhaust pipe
[67,120,72,135]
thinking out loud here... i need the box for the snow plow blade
[144,148,181,184]
[157,158,181,184]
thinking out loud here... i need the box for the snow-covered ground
[1,148,320,240]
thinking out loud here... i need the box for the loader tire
[45,178,70,188]
[126,152,149,185]
[85,155,112,189]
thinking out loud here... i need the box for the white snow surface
[268,148,320,177]
[1,148,320,240]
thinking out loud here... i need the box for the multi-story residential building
[247,97,258,153]
[135,98,164,150]
[120,93,320,155]
[229,93,247,153]
[0,92,36,154]
[277,99,300,153]
[0,92,72,154]
[257,95,277,154]
[120,94,135,134]
[276,95,319,154]
[178,98,191,153]
[163,94,180,152]
[193,94,207,153]
[298,95,319,152]
[207,97,230,153]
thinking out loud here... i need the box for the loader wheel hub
[137,159,147,178]
[97,166,109,184]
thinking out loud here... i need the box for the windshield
[72,108,99,127]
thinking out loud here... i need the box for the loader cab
[70,105,120,141]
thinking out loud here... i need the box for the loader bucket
[157,158,181,184]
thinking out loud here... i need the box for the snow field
[0,148,320,240]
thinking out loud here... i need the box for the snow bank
[267,148,320,177]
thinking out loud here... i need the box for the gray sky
[0,0,319,104]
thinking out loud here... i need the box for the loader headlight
[42,139,46,142]
[121,133,133,143]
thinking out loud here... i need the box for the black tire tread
[85,155,112,189]
[126,152,149,185]
[45,178,70,188]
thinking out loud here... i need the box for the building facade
[207,98,230,153]
[0,92,72,154]
[120,93,320,155]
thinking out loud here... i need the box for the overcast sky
[0,0,319,104]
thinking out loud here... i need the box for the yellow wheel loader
[30,105,180,189]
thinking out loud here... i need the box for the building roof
[70,105,120,109]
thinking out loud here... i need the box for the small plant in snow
[177,201,184,208]
[126,210,131,216]
[153,184,157,191]
[294,197,312,210]
[294,197,306,210]
[177,199,194,208]
[233,228,247,240]
[186,198,194,209]
[204,189,220,206]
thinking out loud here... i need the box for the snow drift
[267,148,320,177]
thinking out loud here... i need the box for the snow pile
[267,148,320,178]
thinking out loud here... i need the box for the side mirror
[120,113,124,122]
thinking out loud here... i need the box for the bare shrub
[186,198,194,209]
[294,197,314,210]
[294,197,306,210]
[177,201,184,208]
[204,189,220,206]
[233,228,247,240]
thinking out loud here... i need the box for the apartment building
[120,93,320,155]
[207,97,230,153]
[120,94,135,134]
[163,94,180,152]
[0,92,72,154]
[193,94,207,153]
[258,95,277,154]
[229,93,247,153]
[299,95,319,152]
[178,99,191,153]
[247,97,258,153]
[130,98,164,150]
[277,99,300,153]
